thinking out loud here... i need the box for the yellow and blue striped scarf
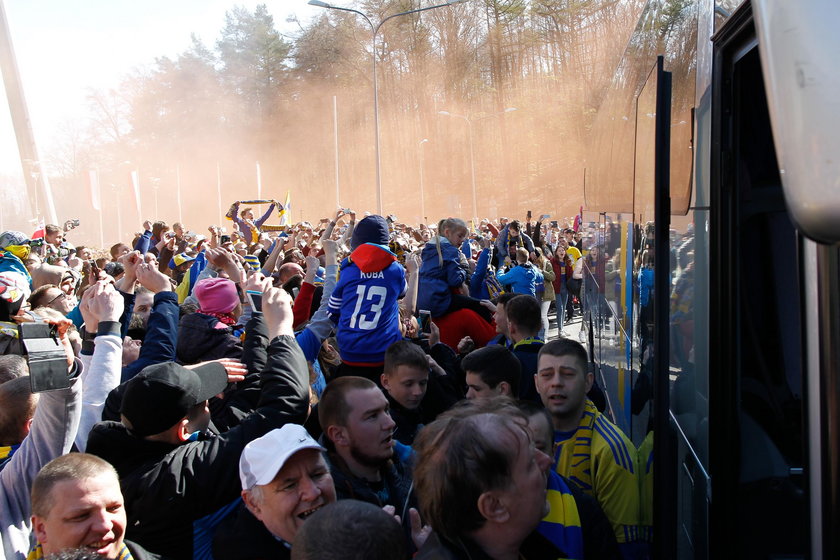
[27,543,132,560]
[539,471,584,559]
[0,444,19,471]
[553,399,598,493]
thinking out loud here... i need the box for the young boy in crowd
[380,340,430,446]
[328,215,406,383]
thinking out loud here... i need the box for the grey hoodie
[0,367,82,560]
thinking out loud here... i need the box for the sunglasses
[46,292,67,307]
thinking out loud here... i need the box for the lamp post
[438,107,516,221]
[418,138,429,222]
[309,0,467,215]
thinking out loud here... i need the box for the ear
[585,371,594,393]
[497,381,512,397]
[380,373,391,392]
[476,491,510,524]
[326,424,349,448]
[23,417,34,438]
[242,490,262,518]
[175,418,191,443]
[507,321,519,337]
[31,515,48,546]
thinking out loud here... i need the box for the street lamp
[438,107,516,221]
[309,0,468,215]
[418,138,429,222]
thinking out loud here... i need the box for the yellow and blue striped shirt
[552,399,641,545]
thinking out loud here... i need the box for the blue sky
[0,0,320,176]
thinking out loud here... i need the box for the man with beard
[318,377,414,519]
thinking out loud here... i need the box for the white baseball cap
[239,424,325,490]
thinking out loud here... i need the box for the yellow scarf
[27,543,133,560]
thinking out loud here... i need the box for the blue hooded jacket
[417,237,468,317]
[496,262,542,298]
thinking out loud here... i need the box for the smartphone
[418,309,432,335]
[527,210,532,220]
[550,220,559,228]
[220,235,231,244]
[540,214,551,221]
[89,260,100,282]
[246,290,263,313]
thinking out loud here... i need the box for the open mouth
[85,540,115,555]
[298,504,324,520]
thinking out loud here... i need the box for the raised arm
[254,201,277,228]
[121,264,180,382]
[260,237,285,276]
[400,251,421,316]
[75,281,125,451]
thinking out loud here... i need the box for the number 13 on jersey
[348,285,388,330]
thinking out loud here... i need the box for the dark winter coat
[86,334,309,559]
[176,312,242,364]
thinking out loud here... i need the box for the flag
[278,191,291,226]
[130,170,142,217]
[175,251,207,304]
[88,169,101,211]
[31,219,45,240]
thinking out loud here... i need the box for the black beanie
[351,215,390,250]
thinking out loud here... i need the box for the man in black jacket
[86,278,309,559]
[318,377,414,517]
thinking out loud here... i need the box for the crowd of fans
[0,205,650,560]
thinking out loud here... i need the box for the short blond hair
[31,453,118,517]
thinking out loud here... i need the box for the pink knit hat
[194,277,239,314]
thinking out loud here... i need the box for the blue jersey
[328,243,406,364]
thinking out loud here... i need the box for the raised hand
[262,283,294,339]
[136,263,172,294]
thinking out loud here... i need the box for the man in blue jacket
[494,220,535,268]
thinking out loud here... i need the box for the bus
[578,0,840,558]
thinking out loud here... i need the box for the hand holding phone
[418,310,432,336]
[246,290,263,314]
